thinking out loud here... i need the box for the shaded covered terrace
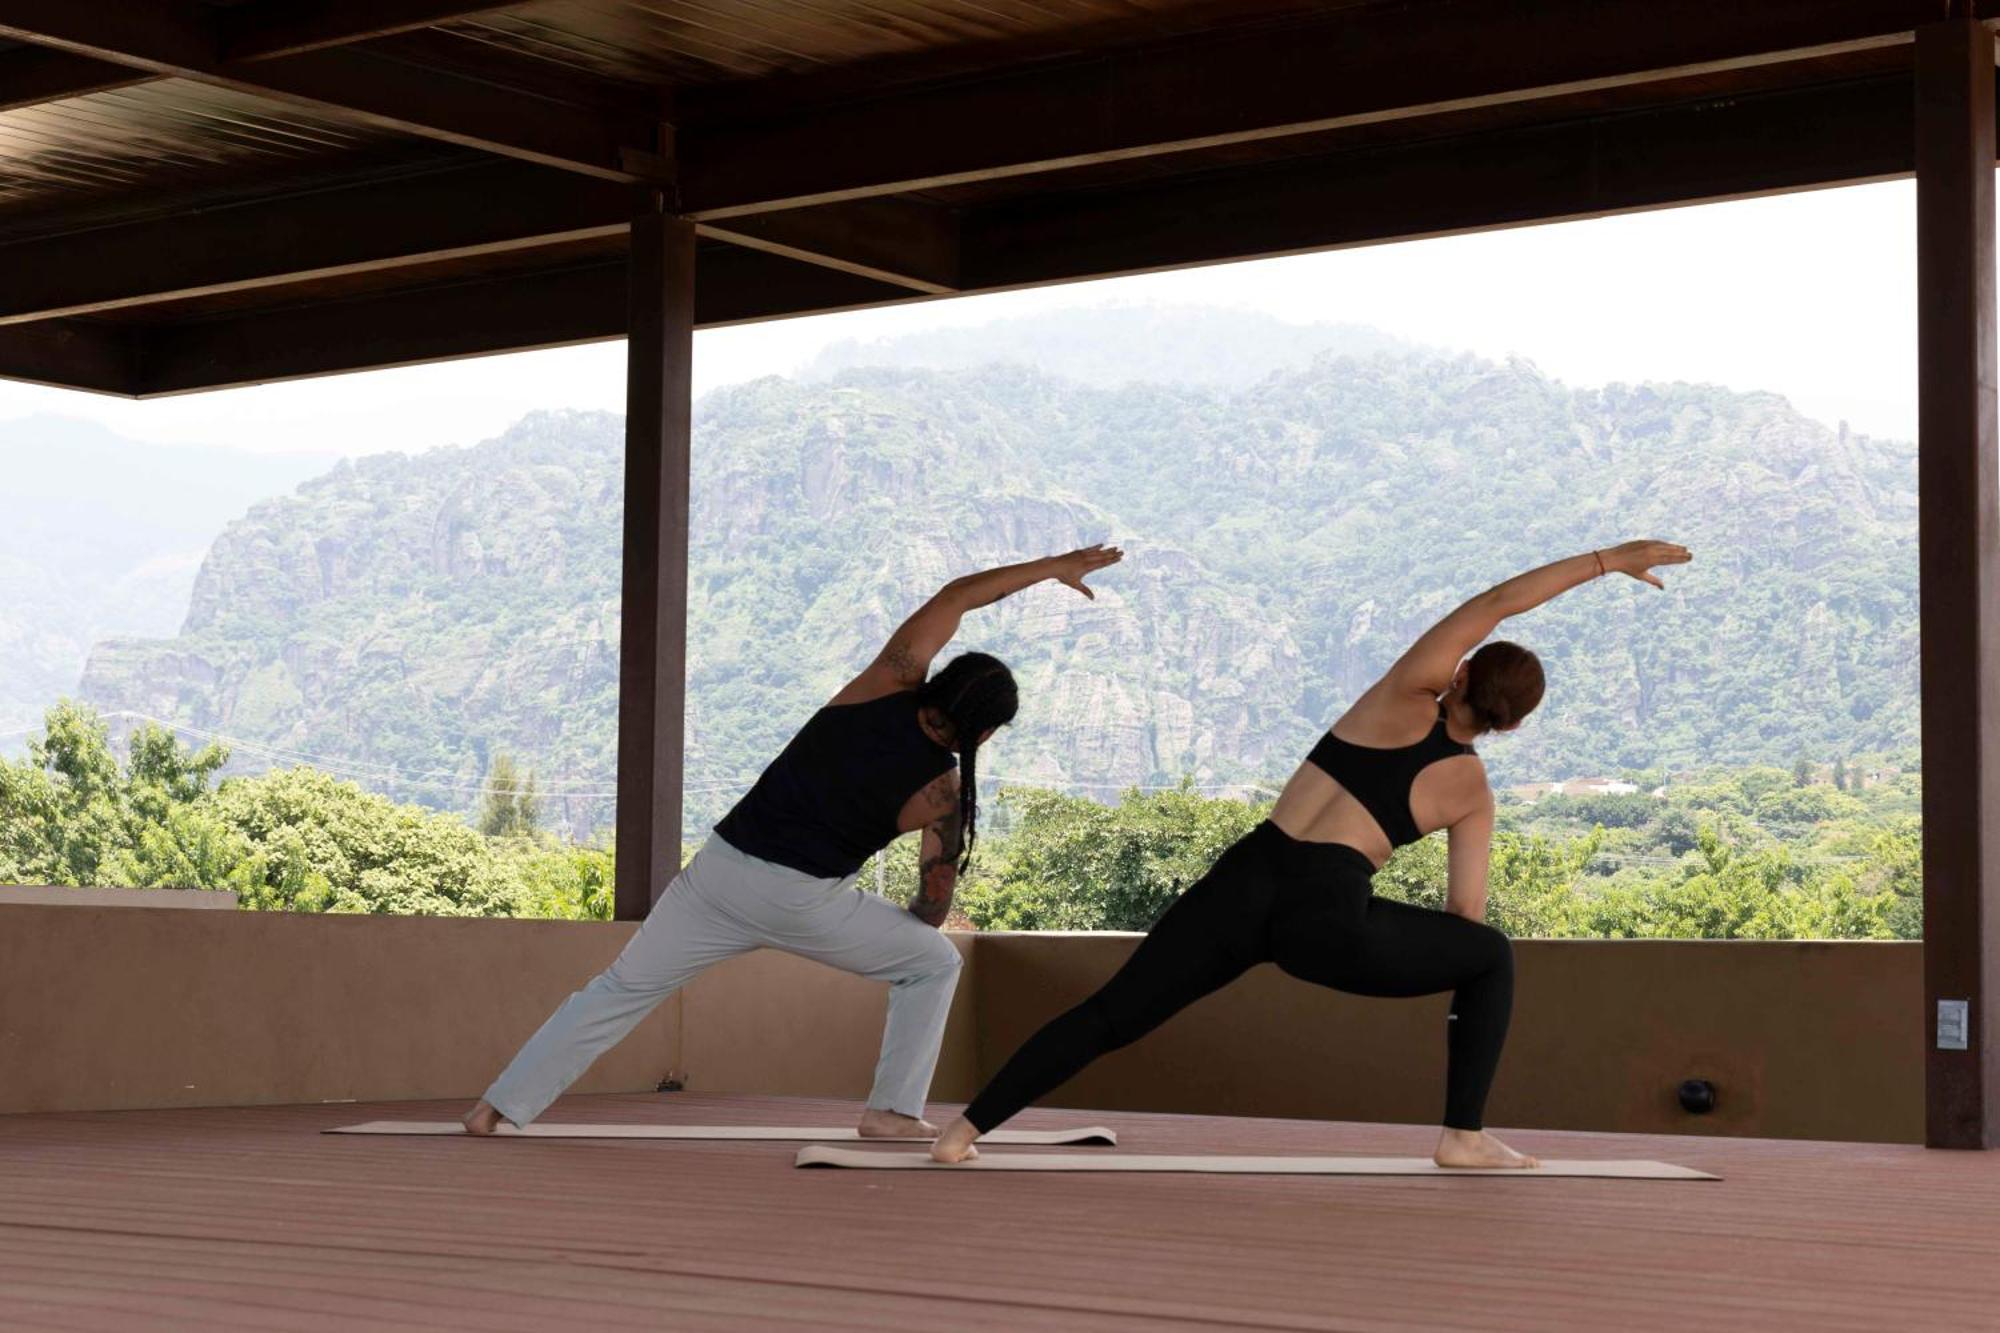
[4,0,2000,1326]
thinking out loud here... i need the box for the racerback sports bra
[1304,704,1475,848]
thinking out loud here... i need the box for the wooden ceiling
[0,0,1992,396]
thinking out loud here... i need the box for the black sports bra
[1304,705,1475,848]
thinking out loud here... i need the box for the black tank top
[1304,704,1475,848]
[713,691,956,878]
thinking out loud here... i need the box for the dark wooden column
[1916,13,2000,1150]
[614,196,695,921]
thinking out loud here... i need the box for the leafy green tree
[1647,808,1702,856]
[0,702,1926,939]
[1374,826,1605,938]
[957,784,1265,932]
[858,833,926,906]
[503,841,616,921]
[960,779,1911,943]
[478,753,540,838]
[19,701,126,885]
[1487,828,1608,937]
[1372,835,1448,911]
[0,703,247,892]
[213,766,522,915]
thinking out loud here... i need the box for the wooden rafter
[675,0,1964,217]
[0,0,663,182]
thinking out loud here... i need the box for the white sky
[0,179,1920,457]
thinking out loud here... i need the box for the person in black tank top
[464,544,1124,1140]
[934,540,1691,1166]
[714,690,957,881]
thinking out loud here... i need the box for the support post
[1916,13,2000,1149]
[614,197,695,921]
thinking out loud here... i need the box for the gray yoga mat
[794,1146,1717,1178]
[327,1121,1118,1145]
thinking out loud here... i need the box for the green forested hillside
[75,348,1918,840]
[803,304,1411,387]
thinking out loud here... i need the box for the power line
[18,711,1275,803]
[91,711,623,798]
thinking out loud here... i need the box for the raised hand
[1051,543,1125,600]
[1602,540,1692,589]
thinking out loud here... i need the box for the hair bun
[1462,641,1545,734]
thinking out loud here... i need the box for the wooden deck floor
[2,1093,1995,1331]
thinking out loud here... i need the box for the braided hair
[918,652,1019,872]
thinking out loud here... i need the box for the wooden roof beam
[959,77,1921,290]
[222,1,526,63]
[0,162,632,325]
[0,321,138,394]
[0,45,149,111]
[5,70,1973,397]
[0,157,953,320]
[678,0,1985,218]
[127,249,910,396]
[696,197,961,294]
[0,0,664,182]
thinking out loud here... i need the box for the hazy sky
[0,179,1920,457]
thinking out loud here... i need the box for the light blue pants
[483,836,963,1125]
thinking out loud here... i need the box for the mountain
[802,305,1413,389]
[0,416,331,748]
[73,346,1918,840]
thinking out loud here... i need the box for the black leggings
[964,820,1515,1133]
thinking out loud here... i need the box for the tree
[957,783,1265,932]
[0,703,244,891]
[1647,807,1701,857]
[0,699,1927,939]
[0,702,621,921]
[518,769,541,837]
[214,766,525,915]
[478,753,540,838]
[504,840,616,921]
[24,701,126,885]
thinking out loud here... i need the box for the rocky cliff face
[76,350,1919,838]
[0,417,328,744]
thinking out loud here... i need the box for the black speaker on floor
[1677,1078,1717,1114]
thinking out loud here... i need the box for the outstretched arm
[1387,540,1690,695]
[836,544,1124,702]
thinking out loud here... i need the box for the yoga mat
[794,1146,1717,1179]
[327,1121,1117,1146]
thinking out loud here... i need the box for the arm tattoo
[910,804,964,928]
[915,769,958,818]
[883,640,924,686]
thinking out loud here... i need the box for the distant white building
[1507,776,1643,804]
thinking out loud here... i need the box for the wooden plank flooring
[3,1093,1996,1331]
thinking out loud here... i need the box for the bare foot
[1433,1127,1540,1169]
[929,1116,981,1164]
[857,1108,939,1140]
[462,1100,505,1136]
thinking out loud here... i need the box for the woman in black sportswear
[933,540,1691,1166]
